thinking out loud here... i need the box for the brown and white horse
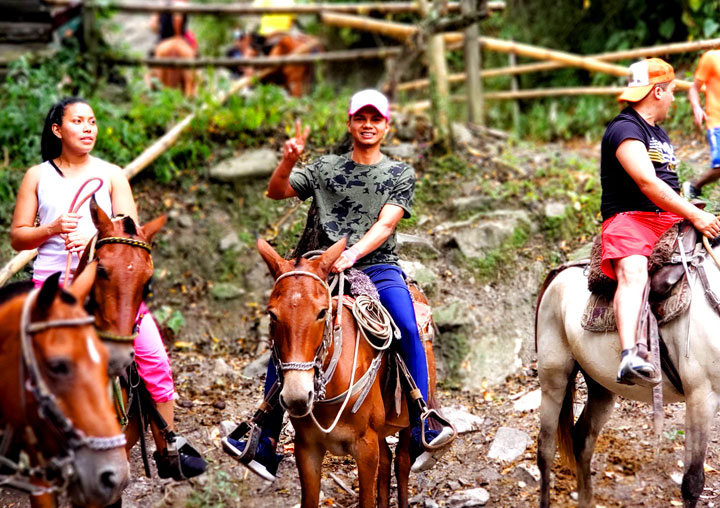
[0,266,128,507]
[257,238,443,508]
[535,244,720,507]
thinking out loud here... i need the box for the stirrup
[222,421,262,464]
[616,366,661,388]
[419,408,457,450]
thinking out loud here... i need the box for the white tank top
[33,159,114,282]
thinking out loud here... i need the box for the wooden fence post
[462,0,483,125]
[509,47,519,132]
[418,0,451,150]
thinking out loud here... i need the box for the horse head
[77,197,166,377]
[257,237,346,417]
[0,267,129,506]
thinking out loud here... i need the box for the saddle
[582,220,697,332]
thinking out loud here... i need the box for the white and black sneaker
[222,436,282,482]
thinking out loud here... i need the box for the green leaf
[659,18,675,39]
[689,0,703,11]
[704,18,720,38]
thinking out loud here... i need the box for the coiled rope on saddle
[270,251,399,434]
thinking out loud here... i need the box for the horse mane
[0,280,34,306]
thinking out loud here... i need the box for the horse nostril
[100,470,117,490]
[307,391,313,403]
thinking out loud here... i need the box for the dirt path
[4,354,720,508]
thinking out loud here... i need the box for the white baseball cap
[348,89,390,120]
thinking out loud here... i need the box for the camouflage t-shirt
[289,152,415,268]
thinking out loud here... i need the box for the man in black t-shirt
[600,58,720,386]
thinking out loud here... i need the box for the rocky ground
[3,121,720,507]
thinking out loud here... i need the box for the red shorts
[601,211,683,280]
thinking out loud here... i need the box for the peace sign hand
[283,119,310,164]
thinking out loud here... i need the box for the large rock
[399,260,438,295]
[487,427,531,462]
[446,488,490,507]
[384,142,416,159]
[452,210,535,258]
[209,149,278,181]
[440,405,484,434]
[242,350,272,378]
[397,232,441,256]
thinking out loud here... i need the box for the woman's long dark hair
[41,97,89,162]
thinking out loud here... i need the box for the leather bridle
[0,287,126,495]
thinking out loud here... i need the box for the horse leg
[394,427,411,508]
[681,390,718,508]
[29,493,56,508]
[377,437,392,508]
[572,373,617,508]
[355,430,380,508]
[295,439,323,508]
[537,359,576,508]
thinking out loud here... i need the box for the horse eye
[317,308,327,321]
[46,358,73,379]
[96,264,109,279]
[268,310,278,322]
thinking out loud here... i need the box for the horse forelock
[121,216,138,237]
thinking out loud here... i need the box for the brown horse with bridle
[235,31,320,97]
[0,265,129,508]
[76,198,166,378]
[257,238,452,508]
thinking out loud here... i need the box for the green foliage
[187,470,244,508]
[154,305,186,335]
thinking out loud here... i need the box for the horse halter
[270,270,334,395]
[86,233,153,343]
[6,287,127,495]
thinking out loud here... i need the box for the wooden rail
[41,0,506,15]
[112,46,404,68]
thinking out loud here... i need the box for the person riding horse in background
[9,97,207,480]
[222,89,455,480]
[600,59,720,385]
[150,0,197,54]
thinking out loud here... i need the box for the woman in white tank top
[10,98,137,282]
[9,97,207,481]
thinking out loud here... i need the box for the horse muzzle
[105,343,135,377]
[279,370,315,418]
[68,446,129,507]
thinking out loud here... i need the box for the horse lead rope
[62,177,104,287]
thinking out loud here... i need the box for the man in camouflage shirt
[222,89,454,481]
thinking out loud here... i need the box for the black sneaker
[409,423,455,473]
[153,438,207,480]
[222,435,282,482]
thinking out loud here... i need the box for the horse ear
[142,215,167,243]
[68,260,97,302]
[90,196,113,237]
[313,238,347,279]
[257,238,292,279]
[36,272,61,315]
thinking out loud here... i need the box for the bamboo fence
[42,0,506,15]
[319,12,693,90]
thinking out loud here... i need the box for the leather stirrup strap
[226,381,282,463]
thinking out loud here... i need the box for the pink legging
[33,280,175,402]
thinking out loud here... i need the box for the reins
[63,177,104,286]
[270,264,397,435]
[0,287,126,495]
